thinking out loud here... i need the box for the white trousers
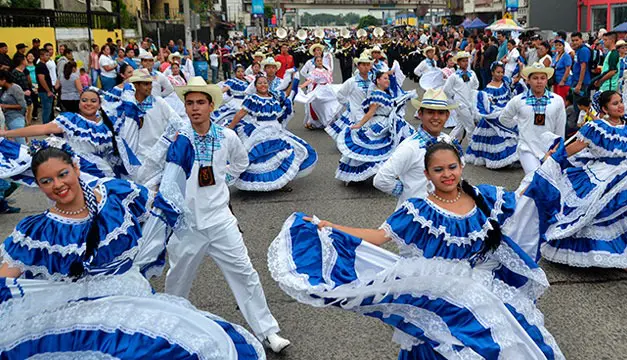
[519,151,541,174]
[450,107,475,142]
[165,215,280,339]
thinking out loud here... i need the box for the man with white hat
[300,43,332,78]
[139,52,175,98]
[245,57,296,95]
[443,51,479,142]
[244,51,266,77]
[127,68,182,163]
[500,62,566,174]
[413,46,437,78]
[374,88,461,209]
[165,76,292,354]
[326,53,373,139]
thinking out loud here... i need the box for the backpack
[586,44,601,73]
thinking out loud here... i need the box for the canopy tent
[466,18,488,29]
[486,18,525,32]
[615,22,627,32]
[458,18,473,27]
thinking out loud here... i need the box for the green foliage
[299,12,361,26]
[357,15,379,29]
[264,5,274,19]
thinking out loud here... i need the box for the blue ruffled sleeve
[576,120,627,157]
[475,184,517,224]
[53,112,112,147]
[362,90,393,112]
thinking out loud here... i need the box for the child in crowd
[79,68,90,88]
[576,96,597,128]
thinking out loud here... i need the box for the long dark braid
[81,89,121,159]
[424,142,502,257]
[68,178,100,278]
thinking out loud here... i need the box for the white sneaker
[264,333,291,353]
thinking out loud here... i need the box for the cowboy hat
[422,46,435,54]
[309,43,325,56]
[370,46,382,53]
[175,76,223,107]
[128,69,153,83]
[340,28,351,39]
[452,51,471,62]
[353,54,374,65]
[411,88,458,111]
[138,51,155,60]
[261,57,282,70]
[521,62,554,79]
[168,52,182,62]
[616,40,626,48]
[252,51,266,60]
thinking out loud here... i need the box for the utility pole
[183,0,193,53]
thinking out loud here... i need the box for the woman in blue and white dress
[0,89,141,181]
[211,64,250,127]
[335,71,415,183]
[228,75,317,191]
[465,62,519,169]
[269,142,564,360]
[526,91,627,268]
[0,141,265,359]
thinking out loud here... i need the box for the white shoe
[264,333,291,353]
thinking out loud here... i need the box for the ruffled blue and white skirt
[465,116,519,169]
[269,213,564,360]
[211,97,245,127]
[325,109,355,141]
[234,121,317,191]
[0,270,265,359]
[335,115,414,182]
[525,141,627,268]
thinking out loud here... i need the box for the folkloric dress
[335,89,415,182]
[525,120,627,267]
[269,185,564,359]
[0,178,264,359]
[299,67,341,129]
[211,77,250,127]
[233,91,317,191]
[325,73,372,140]
[465,78,519,169]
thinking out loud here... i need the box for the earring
[426,180,435,194]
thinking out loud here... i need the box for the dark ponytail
[459,179,502,257]
[99,108,121,159]
[424,142,502,258]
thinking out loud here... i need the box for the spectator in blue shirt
[123,48,138,69]
[568,32,592,97]
[552,38,572,101]
[497,32,508,61]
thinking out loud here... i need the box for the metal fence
[0,7,120,29]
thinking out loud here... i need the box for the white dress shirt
[136,96,181,163]
[185,124,249,229]
[413,58,437,78]
[499,90,566,159]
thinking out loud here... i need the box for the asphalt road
[2,69,626,359]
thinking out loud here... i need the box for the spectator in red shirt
[275,44,294,79]
[220,42,232,80]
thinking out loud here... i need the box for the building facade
[463,0,506,24]
[578,0,627,32]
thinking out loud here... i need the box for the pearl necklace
[431,189,462,204]
[52,204,87,216]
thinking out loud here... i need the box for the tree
[358,15,379,29]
